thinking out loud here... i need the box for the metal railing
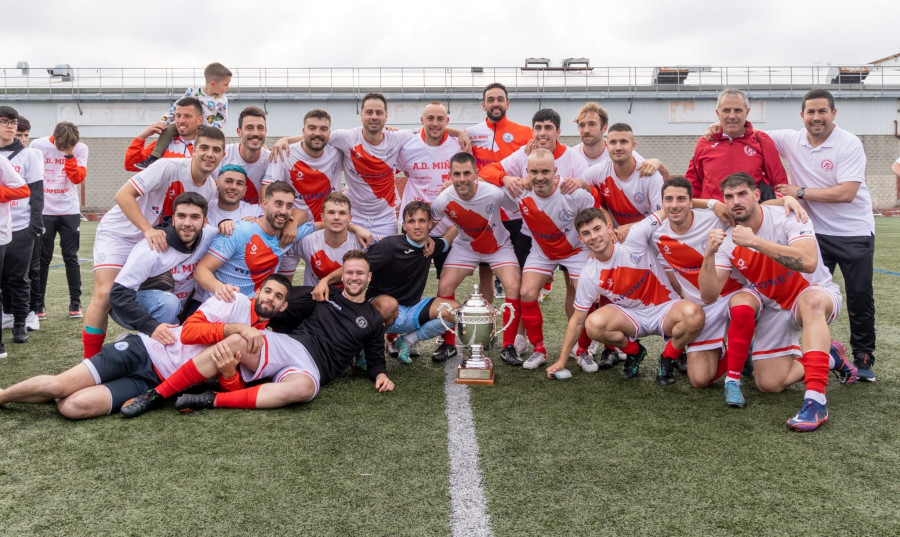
[3,65,900,100]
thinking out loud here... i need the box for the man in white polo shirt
[772,89,877,382]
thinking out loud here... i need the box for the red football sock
[502,298,521,347]
[542,280,552,291]
[520,300,544,349]
[710,353,728,386]
[438,295,456,346]
[662,340,682,360]
[155,360,208,398]
[82,330,106,359]
[725,305,755,381]
[799,350,829,394]
[576,329,592,354]
[213,385,261,409]
[620,339,640,355]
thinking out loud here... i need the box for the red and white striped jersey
[574,232,678,312]
[0,155,29,245]
[328,127,415,221]
[31,136,89,216]
[264,142,342,223]
[714,205,834,311]
[97,158,217,241]
[510,184,594,260]
[431,182,517,254]
[396,131,461,236]
[584,157,662,226]
[1,147,42,231]
[211,143,271,205]
[279,229,363,286]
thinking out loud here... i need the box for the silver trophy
[437,285,515,385]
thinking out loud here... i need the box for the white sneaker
[25,311,40,331]
[587,340,600,356]
[409,341,420,357]
[522,351,547,370]
[1,313,12,330]
[514,334,529,356]
[576,352,599,373]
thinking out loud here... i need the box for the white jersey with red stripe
[263,141,342,223]
[0,156,27,245]
[97,158,217,242]
[31,137,89,216]
[510,183,594,260]
[573,232,679,312]
[572,144,644,169]
[328,127,416,221]
[206,200,261,227]
[279,229,363,285]
[630,210,744,304]
[396,131,461,236]
[210,143,271,204]
[431,182,517,255]
[1,147,42,232]
[584,156,660,226]
[714,205,836,311]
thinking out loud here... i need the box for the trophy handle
[496,302,515,335]
[435,301,458,336]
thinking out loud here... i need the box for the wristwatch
[796,188,805,199]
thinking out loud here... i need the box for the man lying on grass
[120,249,394,417]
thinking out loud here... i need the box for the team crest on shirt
[821,159,834,171]
[744,146,757,157]
[115,341,129,351]
[558,209,572,221]
[485,204,496,214]
[634,192,645,204]
[355,316,369,328]
[630,253,641,263]
[502,133,514,143]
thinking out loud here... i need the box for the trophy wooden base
[456,360,495,386]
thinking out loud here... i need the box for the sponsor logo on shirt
[502,133,514,143]
[355,316,369,328]
[744,146,757,157]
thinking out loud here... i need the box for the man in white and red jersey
[771,89,877,382]
[396,101,461,278]
[0,153,30,357]
[31,121,88,320]
[109,192,214,342]
[124,97,202,172]
[264,109,342,224]
[205,165,261,227]
[278,192,362,285]
[210,106,270,205]
[546,208,704,382]
[432,152,524,366]
[82,126,225,360]
[686,88,788,202]
[699,172,856,432]
[510,149,595,372]
[120,253,395,417]
[0,274,289,419]
[0,106,43,343]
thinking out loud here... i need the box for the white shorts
[523,248,588,279]
[443,240,519,272]
[609,300,678,339]
[352,213,398,239]
[92,231,141,271]
[753,284,842,361]
[240,333,322,400]
[687,289,761,353]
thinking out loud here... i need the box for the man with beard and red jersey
[124,97,202,172]
[0,274,290,419]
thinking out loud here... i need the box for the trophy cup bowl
[437,285,515,386]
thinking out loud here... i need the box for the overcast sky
[2,0,897,69]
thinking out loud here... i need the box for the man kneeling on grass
[0,275,290,418]
[120,249,393,417]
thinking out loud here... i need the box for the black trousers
[1,228,37,322]
[40,214,82,305]
[29,226,41,311]
[816,233,875,359]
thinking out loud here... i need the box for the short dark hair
[801,89,835,111]
[402,200,432,221]
[204,62,232,83]
[0,106,18,120]
[176,97,203,116]
[304,109,331,123]
[196,125,225,145]
[662,176,693,200]
[53,122,80,150]
[719,171,756,192]
[608,122,633,134]
[532,108,561,130]
[482,82,508,100]
[16,116,30,133]
[323,191,351,212]
[261,273,292,295]
[449,152,477,171]
[361,92,387,109]
[342,249,369,267]
[238,106,266,129]
[172,191,209,219]
[264,180,295,199]
[574,207,608,230]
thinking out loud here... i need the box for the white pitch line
[444,358,494,537]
